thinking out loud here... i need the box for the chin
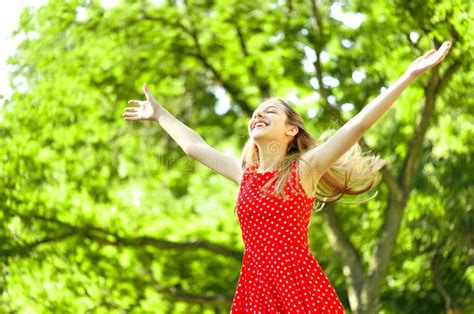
[250,132,274,142]
[250,130,264,137]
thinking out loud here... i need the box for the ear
[286,126,298,136]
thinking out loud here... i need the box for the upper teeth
[255,122,266,128]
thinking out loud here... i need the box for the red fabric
[230,160,345,313]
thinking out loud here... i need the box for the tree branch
[145,266,233,305]
[401,68,440,191]
[187,50,253,115]
[285,0,294,31]
[320,204,365,305]
[364,197,407,306]
[234,23,271,98]
[401,57,461,192]
[1,232,76,256]
[431,239,452,303]
[307,5,407,309]
[186,35,254,114]
[364,59,459,302]
[9,212,243,261]
[436,58,462,95]
[361,57,462,311]
[431,238,464,313]
[84,231,243,261]
[307,0,406,202]
[308,0,342,122]
[309,0,404,199]
[142,12,254,115]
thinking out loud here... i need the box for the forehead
[254,102,283,113]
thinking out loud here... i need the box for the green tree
[1,0,472,313]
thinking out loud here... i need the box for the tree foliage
[1,0,472,313]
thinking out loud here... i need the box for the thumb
[423,49,436,58]
[143,83,151,100]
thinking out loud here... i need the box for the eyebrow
[265,105,279,110]
[253,105,279,115]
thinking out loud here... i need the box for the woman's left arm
[301,41,452,177]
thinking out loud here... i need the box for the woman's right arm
[123,84,243,184]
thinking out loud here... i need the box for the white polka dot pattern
[230,160,345,313]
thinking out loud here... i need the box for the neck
[256,140,288,172]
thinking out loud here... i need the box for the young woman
[123,41,451,313]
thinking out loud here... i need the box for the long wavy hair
[237,97,385,212]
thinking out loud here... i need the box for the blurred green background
[0,0,472,313]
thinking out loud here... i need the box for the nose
[253,110,265,120]
[250,112,263,128]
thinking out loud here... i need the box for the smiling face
[248,100,298,142]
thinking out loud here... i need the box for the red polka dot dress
[230,160,345,313]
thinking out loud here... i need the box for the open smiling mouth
[252,121,269,130]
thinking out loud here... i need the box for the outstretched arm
[301,41,452,178]
[123,84,243,184]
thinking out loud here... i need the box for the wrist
[401,70,419,83]
[155,105,165,122]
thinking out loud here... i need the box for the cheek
[274,119,285,129]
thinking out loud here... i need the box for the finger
[441,41,452,55]
[122,112,138,118]
[436,41,451,55]
[441,41,451,50]
[434,42,451,62]
[123,116,141,121]
[435,53,448,65]
[422,49,437,58]
[128,100,143,106]
[124,107,138,112]
[143,84,151,101]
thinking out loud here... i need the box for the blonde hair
[237,97,385,212]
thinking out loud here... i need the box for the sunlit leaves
[1,0,472,312]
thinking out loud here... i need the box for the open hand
[123,84,160,121]
[406,41,452,78]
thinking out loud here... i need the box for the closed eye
[251,109,277,119]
